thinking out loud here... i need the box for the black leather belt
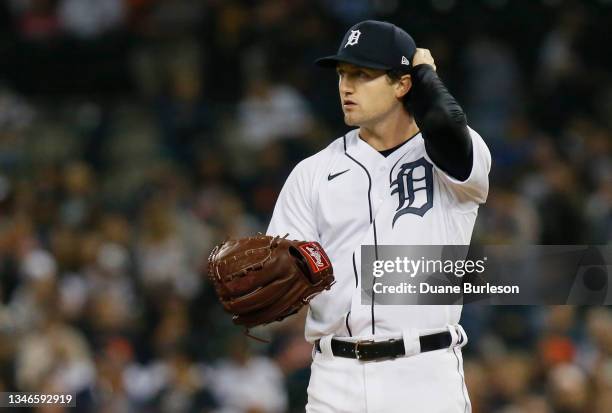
[314,331,452,361]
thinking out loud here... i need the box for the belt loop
[402,328,420,356]
[446,324,459,351]
[319,334,335,359]
[455,324,469,348]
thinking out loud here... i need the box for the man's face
[336,62,400,127]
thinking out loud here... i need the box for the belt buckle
[354,339,375,361]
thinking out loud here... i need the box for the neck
[358,108,419,151]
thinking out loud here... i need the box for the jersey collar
[343,128,423,170]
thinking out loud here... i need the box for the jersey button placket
[374,166,387,210]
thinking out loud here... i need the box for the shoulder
[467,126,482,139]
[467,126,492,161]
[280,133,349,198]
[467,126,488,147]
[292,133,349,175]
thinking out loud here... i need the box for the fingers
[413,48,436,71]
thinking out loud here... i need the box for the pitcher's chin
[343,114,360,126]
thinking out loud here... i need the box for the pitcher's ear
[396,74,412,99]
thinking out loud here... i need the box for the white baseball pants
[306,328,471,413]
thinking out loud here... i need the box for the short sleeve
[267,160,319,241]
[424,127,491,206]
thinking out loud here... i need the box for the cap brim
[314,55,391,70]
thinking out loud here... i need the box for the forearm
[410,65,473,181]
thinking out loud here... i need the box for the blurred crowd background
[0,0,611,412]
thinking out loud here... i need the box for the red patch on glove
[298,242,331,273]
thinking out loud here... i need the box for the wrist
[411,63,436,77]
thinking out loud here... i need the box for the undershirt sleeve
[409,64,473,181]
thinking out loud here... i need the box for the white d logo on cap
[345,30,361,47]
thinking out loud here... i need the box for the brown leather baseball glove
[207,235,335,330]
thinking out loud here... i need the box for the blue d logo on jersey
[390,157,434,226]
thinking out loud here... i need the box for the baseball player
[267,20,491,412]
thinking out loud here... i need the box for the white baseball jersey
[267,127,491,343]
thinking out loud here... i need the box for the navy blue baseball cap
[315,20,417,71]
